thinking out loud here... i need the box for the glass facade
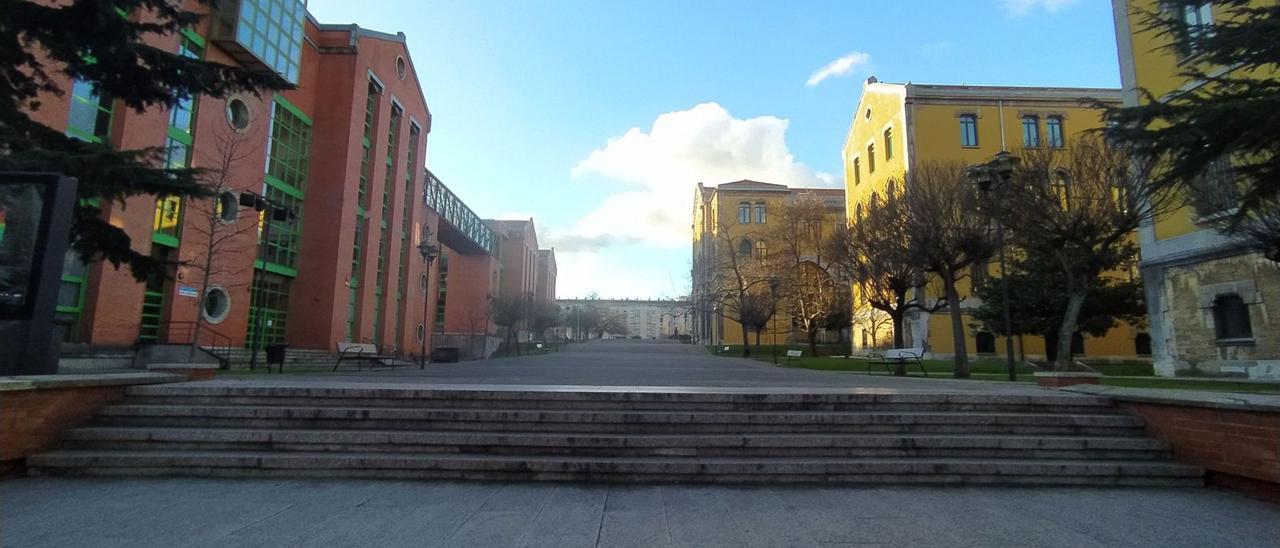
[394,123,421,344]
[247,97,311,347]
[211,0,305,84]
[373,105,402,346]
[247,271,291,346]
[153,35,204,248]
[348,79,382,341]
[435,253,449,327]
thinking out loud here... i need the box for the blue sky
[306,0,1122,299]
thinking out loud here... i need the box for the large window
[738,202,751,224]
[867,144,876,173]
[1022,115,1040,148]
[754,240,767,260]
[1212,293,1253,341]
[1195,156,1240,218]
[66,80,114,143]
[754,202,767,224]
[1176,2,1214,58]
[853,158,861,185]
[262,97,311,272]
[1046,116,1065,148]
[738,238,752,255]
[959,114,978,147]
[212,0,305,83]
[884,127,894,160]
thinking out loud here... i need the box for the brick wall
[0,386,125,470]
[1119,401,1280,496]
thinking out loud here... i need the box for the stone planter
[1035,371,1102,388]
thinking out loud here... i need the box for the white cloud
[805,52,871,88]
[567,102,837,250]
[999,0,1079,16]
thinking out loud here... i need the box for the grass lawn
[738,355,1280,394]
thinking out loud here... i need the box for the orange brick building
[29,1,450,359]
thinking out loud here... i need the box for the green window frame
[66,80,114,143]
[247,271,292,347]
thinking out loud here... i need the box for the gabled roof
[715,180,790,192]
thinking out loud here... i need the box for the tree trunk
[943,275,969,378]
[890,311,905,349]
[807,328,818,357]
[754,328,762,349]
[741,317,751,357]
[1055,289,1087,371]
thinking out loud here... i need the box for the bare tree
[906,161,997,378]
[698,222,774,357]
[185,125,263,361]
[738,292,777,349]
[595,311,629,338]
[527,300,560,341]
[461,294,493,359]
[492,292,529,355]
[829,181,945,350]
[1001,135,1166,370]
[769,195,840,356]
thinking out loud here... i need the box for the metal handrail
[158,321,234,369]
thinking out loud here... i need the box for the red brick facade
[1119,402,1280,498]
[26,3,441,356]
[1,386,124,468]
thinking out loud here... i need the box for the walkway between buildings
[227,338,1042,393]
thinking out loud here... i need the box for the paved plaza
[4,477,1279,547]
[224,339,1044,394]
[6,340,1278,546]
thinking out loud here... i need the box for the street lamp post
[417,228,440,369]
[769,277,780,365]
[967,151,1020,382]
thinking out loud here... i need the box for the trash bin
[265,344,288,371]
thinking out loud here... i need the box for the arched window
[754,240,768,259]
[959,114,978,147]
[1022,115,1040,148]
[738,202,751,224]
[1046,116,1065,148]
[855,203,863,221]
[755,202,767,224]
[1212,293,1253,341]
[886,181,897,202]
[1052,169,1072,209]
[738,238,753,255]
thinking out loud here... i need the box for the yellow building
[842,78,1150,361]
[1112,1,1279,379]
[691,180,845,346]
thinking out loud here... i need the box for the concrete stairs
[27,385,1204,486]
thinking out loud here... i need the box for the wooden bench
[333,342,400,371]
[867,348,928,377]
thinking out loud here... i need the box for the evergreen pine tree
[0,0,288,279]
[1102,0,1280,260]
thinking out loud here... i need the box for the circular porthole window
[215,191,238,224]
[396,56,408,80]
[416,323,426,342]
[202,287,231,324]
[226,97,251,131]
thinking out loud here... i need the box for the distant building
[535,249,557,304]
[690,180,845,346]
[558,299,691,340]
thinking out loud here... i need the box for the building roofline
[305,14,432,123]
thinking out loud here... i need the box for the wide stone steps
[57,427,1172,460]
[26,385,1204,486]
[88,404,1148,436]
[27,450,1202,486]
